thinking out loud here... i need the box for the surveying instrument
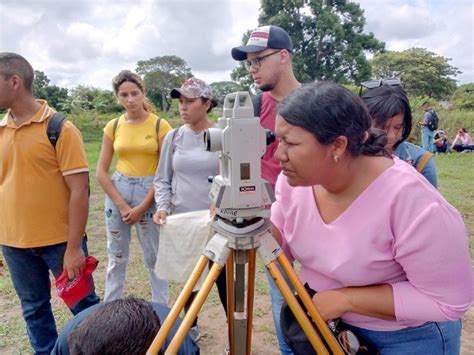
[147,92,345,355]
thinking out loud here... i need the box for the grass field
[0,145,472,353]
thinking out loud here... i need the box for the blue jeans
[2,239,100,355]
[421,127,434,152]
[344,319,462,354]
[266,266,294,355]
[104,172,168,304]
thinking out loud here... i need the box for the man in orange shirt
[0,52,99,354]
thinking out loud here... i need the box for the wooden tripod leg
[267,261,331,355]
[227,252,235,355]
[147,255,209,355]
[166,261,224,354]
[277,254,344,355]
[246,249,256,355]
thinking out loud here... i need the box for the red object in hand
[56,256,98,309]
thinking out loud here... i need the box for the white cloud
[357,0,473,84]
[0,0,472,89]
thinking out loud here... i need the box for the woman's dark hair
[278,81,388,157]
[200,97,217,113]
[360,84,412,148]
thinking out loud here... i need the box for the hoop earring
[333,154,339,163]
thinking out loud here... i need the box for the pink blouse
[271,158,473,331]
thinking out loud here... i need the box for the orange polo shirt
[0,100,88,248]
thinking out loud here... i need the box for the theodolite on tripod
[147,92,345,355]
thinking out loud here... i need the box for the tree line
[32,0,473,114]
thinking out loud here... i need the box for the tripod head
[204,91,275,223]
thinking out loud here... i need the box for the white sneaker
[189,325,201,342]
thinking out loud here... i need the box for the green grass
[0,127,473,353]
[435,153,474,248]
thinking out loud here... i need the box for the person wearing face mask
[360,81,437,187]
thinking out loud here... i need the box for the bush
[452,83,474,110]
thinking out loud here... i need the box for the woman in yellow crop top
[96,70,172,304]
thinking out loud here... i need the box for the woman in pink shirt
[451,127,474,152]
[272,82,473,354]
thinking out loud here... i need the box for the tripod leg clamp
[257,231,282,266]
[203,233,231,265]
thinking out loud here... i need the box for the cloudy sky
[0,0,472,90]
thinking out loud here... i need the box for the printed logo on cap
[246,26,271,47]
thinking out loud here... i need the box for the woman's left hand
[312,288,351,322]
[122,206,146,224]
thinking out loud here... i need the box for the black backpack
[426,110,439,131]
[47,112,68,148]
[46,112,91,197]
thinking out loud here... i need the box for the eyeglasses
[359,78,401,96]
[244,50,282,71]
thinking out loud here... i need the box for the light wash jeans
[343,319,462,354]
[266,266,294,355]
[421,127,434,152]
[104,172,168,305]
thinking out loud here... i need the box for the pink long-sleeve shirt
[271,157,473,331]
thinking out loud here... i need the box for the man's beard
[256,82,275,92]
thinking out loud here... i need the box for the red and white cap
[231,25,293,61]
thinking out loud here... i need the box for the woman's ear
[332,135,348,158]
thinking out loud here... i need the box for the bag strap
[171,126,182,153]
[47,112,67,148]
[416,151,433,173]
[155,117,161,146]
[252,92,263,117]
[112,117,120,139]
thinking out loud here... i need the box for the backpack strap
[171,126,183,153]
[416,151,433,173]
[47,112,67,149]
[47,112,91,198]
[252,92,263,117]
[112,117,120,140]
[156,117,161,144]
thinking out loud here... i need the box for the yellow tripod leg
[277,254,344,355]
[267,261,330,355]
[147,255,209,355]
[166,261,224,354]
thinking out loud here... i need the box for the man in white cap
[232,25,300,355]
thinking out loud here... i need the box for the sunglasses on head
[359,78,401,96]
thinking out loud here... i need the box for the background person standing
[420,101,436,152]
[0,52,99,355]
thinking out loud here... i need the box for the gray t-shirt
[154,125,219,214]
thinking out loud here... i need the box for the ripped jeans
[104,172,168,304]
